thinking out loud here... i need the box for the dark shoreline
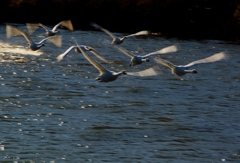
[1,0,240,42]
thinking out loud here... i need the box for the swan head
[55,30,60,34]
[192,69,197,73]
[121,70,127,75]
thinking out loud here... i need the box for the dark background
[1,0,240,41]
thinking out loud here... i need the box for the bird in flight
[26,20,73,36]
[153,51,229,76]
[114,44,178,66]
[68,37,161,82]
[6,24,62,51]
[90,22,149,45]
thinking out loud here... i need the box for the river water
[0,24,240,163]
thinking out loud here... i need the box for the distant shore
[1,0,240,42]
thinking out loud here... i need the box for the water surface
[0,24,240,163]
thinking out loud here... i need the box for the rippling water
[0,24,240,163]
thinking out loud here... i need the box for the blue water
[0,24,240,163]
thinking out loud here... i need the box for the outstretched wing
[44,35,62,47]
[125,30,150,38]
[145,44,178,57]
[87,47,108,63]
[26,23,40,34]
[59,20,74,31]
[79,46,107,74]
[52,20,74,32]
[184,52,229,67]
[90,22,117,40]
[72,37,107,74]
[6,24,21,38]
[127,66,161,77]
[39,23,51,32]
[153,57,176,69]
[6,24,33,45]
[57,46,77,61]
[114,45,134,58]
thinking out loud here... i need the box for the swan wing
[185,52,229,67]
[87,47,108,63]
[127,66,161,77]
[153,57,176,69]
[78,46,106,74]
[6,24,21,38]
[60,20,74,31]
[44,35,62,47]
[39,23,51,32]
[114,45,134,58]
[145,44,178,57]
[90,22,116,39]
[125,30,150,38]
[6,24,33,44]
[56,46,77,61]
[26,23,40,34]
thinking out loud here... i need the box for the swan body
[154,52,229,76]
[90,22,149,45]
[27,20,73,36]
[115,44,178,66]
[78,45,126,82]
[6,24,62,51]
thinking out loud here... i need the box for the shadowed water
[0,24,240,163]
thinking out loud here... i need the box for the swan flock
[4,21,230,82]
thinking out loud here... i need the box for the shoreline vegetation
[1,0,240,42]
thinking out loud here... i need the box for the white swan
[71,38,160,82]
[114,44,178,66]
[56,45,108,63]
[153,52,229,76]
[90,22,149,45]
[26,20,73,36]
[6,24,62,51]
[77,45,127,82]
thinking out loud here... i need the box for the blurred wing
[185,52,229,67]
[88,47,108,63]
[145,44,178,57]
[125,30,150,38]
[56,46,76,61]
[47,35,62,47]
[78,46,106,74]
[90,22,116,39]
[153,57,176,69]
[6,24,24,38]
[26,23,40,34]
[114,45,134,58]
[127,66,161,77]
[60,20,74,31]
[39,23,51,32]
[6,24,33,44]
